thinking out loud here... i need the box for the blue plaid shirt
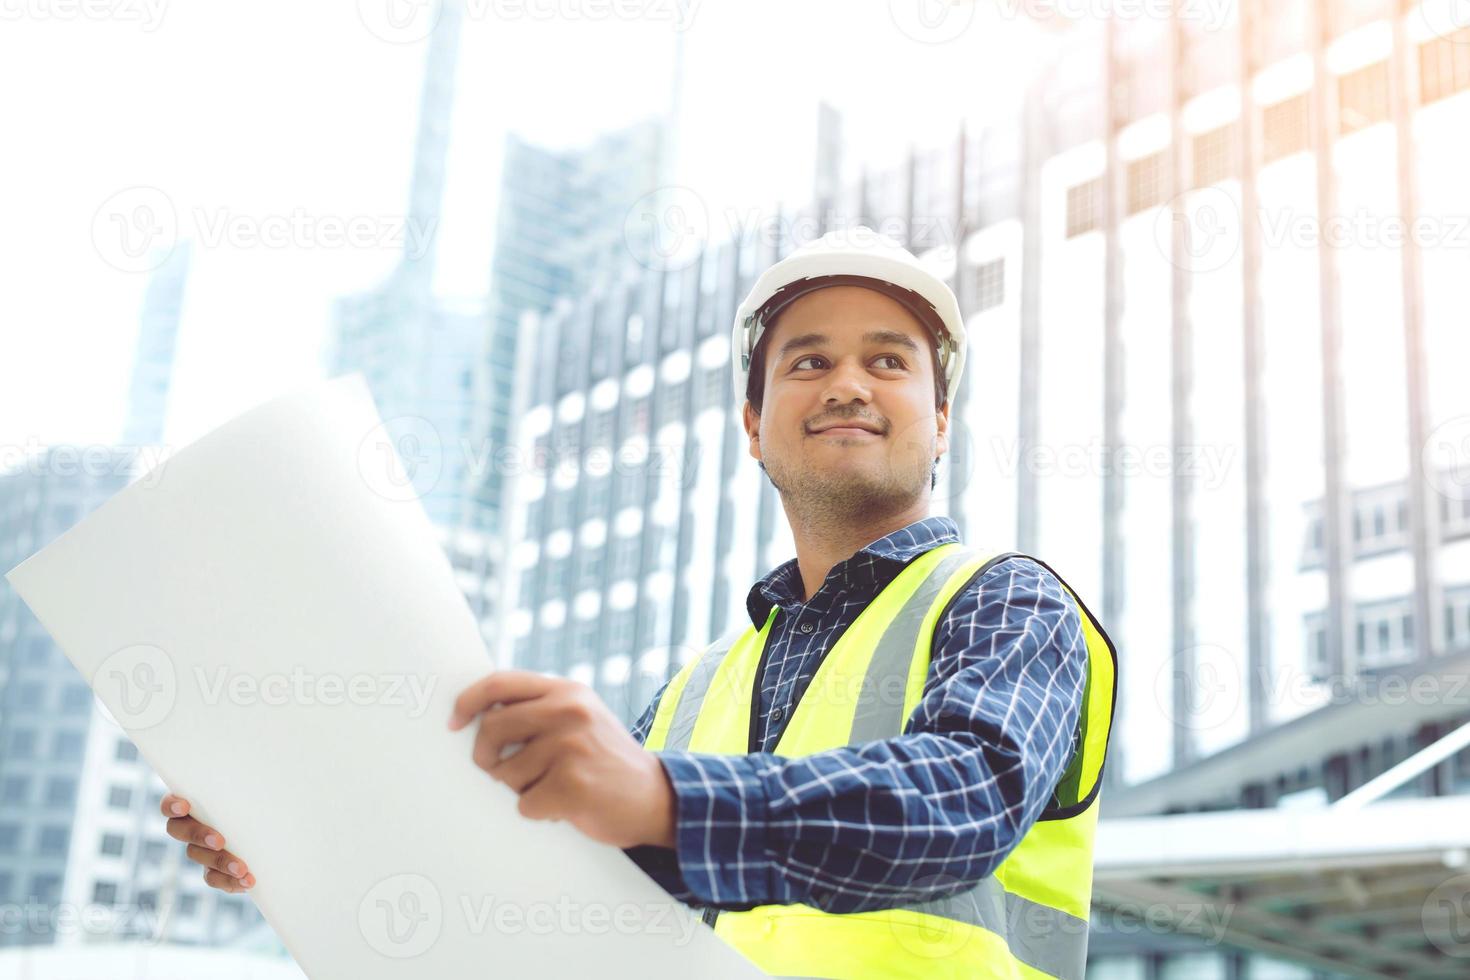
[621,516,1090,915]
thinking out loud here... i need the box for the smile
[813,427,882,438]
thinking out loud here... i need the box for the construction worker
[163,226,1116,980]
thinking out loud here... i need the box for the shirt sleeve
[650,556,1090,914]
[620,678,700,903]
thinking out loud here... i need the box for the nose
[819,355,874,405]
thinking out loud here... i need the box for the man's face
[743,285,950,514]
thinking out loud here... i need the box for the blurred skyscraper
[120,242,191,448]
[325,3,487,534]
[464,119,669,540]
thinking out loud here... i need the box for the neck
[783,497,933,603]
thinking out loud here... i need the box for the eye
[791,354,907,371]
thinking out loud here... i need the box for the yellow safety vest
[643,542,1118,980]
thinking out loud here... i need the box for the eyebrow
[775,330,922,365]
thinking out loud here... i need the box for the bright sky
[0,0,1045,452]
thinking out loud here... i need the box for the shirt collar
[744,515,962,628]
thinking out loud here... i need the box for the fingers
[470,699,554,770]
[449,670,557,731]
[486,734,557,795]
[186,843,254,886]
[203,868,254,893]
[163,794,255,892]
[165,813,225,851]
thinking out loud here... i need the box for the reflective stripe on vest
[643,542,1119,980]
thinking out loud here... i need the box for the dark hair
[746,313,950,491]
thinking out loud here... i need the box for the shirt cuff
[654,750,774,909]
[620,844,694,905]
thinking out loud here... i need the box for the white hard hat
[730,225,967,409]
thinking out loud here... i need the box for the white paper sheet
[5,375,761,980]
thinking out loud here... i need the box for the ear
[935,399,950,460]
[743,400,762,463]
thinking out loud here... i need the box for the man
[163,227,1116,979]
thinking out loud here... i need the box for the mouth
[811,425,883,439]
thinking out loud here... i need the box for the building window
[38,826,68,857]
[1447,588,1470,650]
[1338,61,1390,136]
[61,684,91,713]
[1,777,28,805]
[590,409,615,448]
[44,778,75,808]
[115,739,139,762]
[698,363,724,411]
[657,380,688,424]
[14,682,43,711]
[1420,29,1470,105]
[1192,123,1238,188]
[549,488,572,532]
[29,874,61,904]
[579,548,604,591]
[1263,93,1310,162]
[1353,487,1409,555]
[1355,598,1415,667]
[143,840,167,864]
[1304,613,1328,677]
[610,609,634,652]
[7,729,35,758]
[100,833,126,857]
[93,882,119,904]
[532,434,552,475]
[1125,153,1167,215]
[1065,177,1104,238]
[0,825,19,854]
[613,535,641,580]
[52,730,84,761]
[629,395,651,437]
[971,258,1005,313]
[107,785,132,810]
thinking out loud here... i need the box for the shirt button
[770,705,786,723]
[799,621,814,634]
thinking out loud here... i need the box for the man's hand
[160,794,256,893]
[448,670,676,851]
